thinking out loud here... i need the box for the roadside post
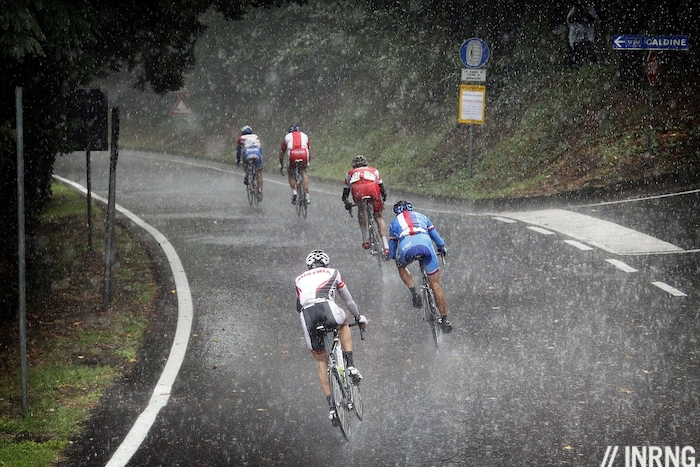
[459,38,489,178]
[612,35,690,160]
[16,87,29,415]
[646,51,659,157]
[68,89,109,251]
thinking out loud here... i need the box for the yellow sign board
[459,84,485,124]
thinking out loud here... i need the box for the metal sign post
[646,51,659,158]
[16,87,29,416]
[459,38,489,178]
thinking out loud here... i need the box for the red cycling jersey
[344,166,384,213]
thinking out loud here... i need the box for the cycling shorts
[351,181,383,213]
[243,147,263,169]
[300,300,346,353]
[285,148,309,170]
[396,233,440,275]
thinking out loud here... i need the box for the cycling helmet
[294,125,301,132]
[351,155,368,168]
[288,126,295,133]
[241,125,253,135]
[393,200,413,214]
[306,249,330,269]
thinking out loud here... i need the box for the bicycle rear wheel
[330,367,352,439]
[422,278,441,349]
[297,187,307,218]
[365,202,383,269]
[350,380,363,420]
[247,168,256,206]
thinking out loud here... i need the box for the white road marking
[564,240,594,251]
[605,259,638,273]
[492,216,517,223]
[499,209,684,255]
[527,226,555,235]
[652,281,688,297]
[53,175,193,467]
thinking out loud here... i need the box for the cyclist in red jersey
[279,125,311,205]
[342,155,389,256]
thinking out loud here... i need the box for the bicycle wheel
[330,367,352,439]
[365,202,383,269]
[350,379,363,420]
[251,176,260,207]
[297,186,308,218]
[422,276,441,349]
[246,168,255,206]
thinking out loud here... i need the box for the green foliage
[0,183,155,466]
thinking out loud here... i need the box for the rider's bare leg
[338,321,353,353]
[427,271,447,317]
[257,167,263,190]
[375,213,389,249]
[358,209,369,243]
[397,264,415,289]
[302,171,309,193]
[313,350,330,397]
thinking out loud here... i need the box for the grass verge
[0,182,157,467]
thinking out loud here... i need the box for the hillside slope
[102,0,700,200]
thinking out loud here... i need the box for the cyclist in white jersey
[295,249,368,424]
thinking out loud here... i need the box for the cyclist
[236,125,264,200]
[279,125,311,205]
[388,200,452,333]
[341,155,389,256]
[295,249,368,425]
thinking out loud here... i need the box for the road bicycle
[292,160,308,218]
[245,162,262,206]
[415,253,447,349]
[316,321,364,440]
[349,196,386,268]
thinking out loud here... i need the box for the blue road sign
[460,38,490,68]
[613,35,690,50]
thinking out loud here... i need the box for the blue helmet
[241,125,253,135]
[393,200,413,214]
[288,125,301,133]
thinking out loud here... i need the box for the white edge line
[53,175,193,467]
[651,281,688,297]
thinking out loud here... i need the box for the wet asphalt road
[54,150,700,467]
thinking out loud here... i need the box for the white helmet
[305,249,330,269]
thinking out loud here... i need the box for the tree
[0,0,303,320]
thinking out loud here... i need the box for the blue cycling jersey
[388,211,445,274]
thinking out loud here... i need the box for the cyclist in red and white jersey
[279,125,311,205]
[341,155,389,256]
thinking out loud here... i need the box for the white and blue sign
[613,35,690,50]
[460,38,490,68]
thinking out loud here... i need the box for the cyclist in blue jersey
[388,200,452,333]
[236,125,264,199]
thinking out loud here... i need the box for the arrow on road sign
[613,34,689,50]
